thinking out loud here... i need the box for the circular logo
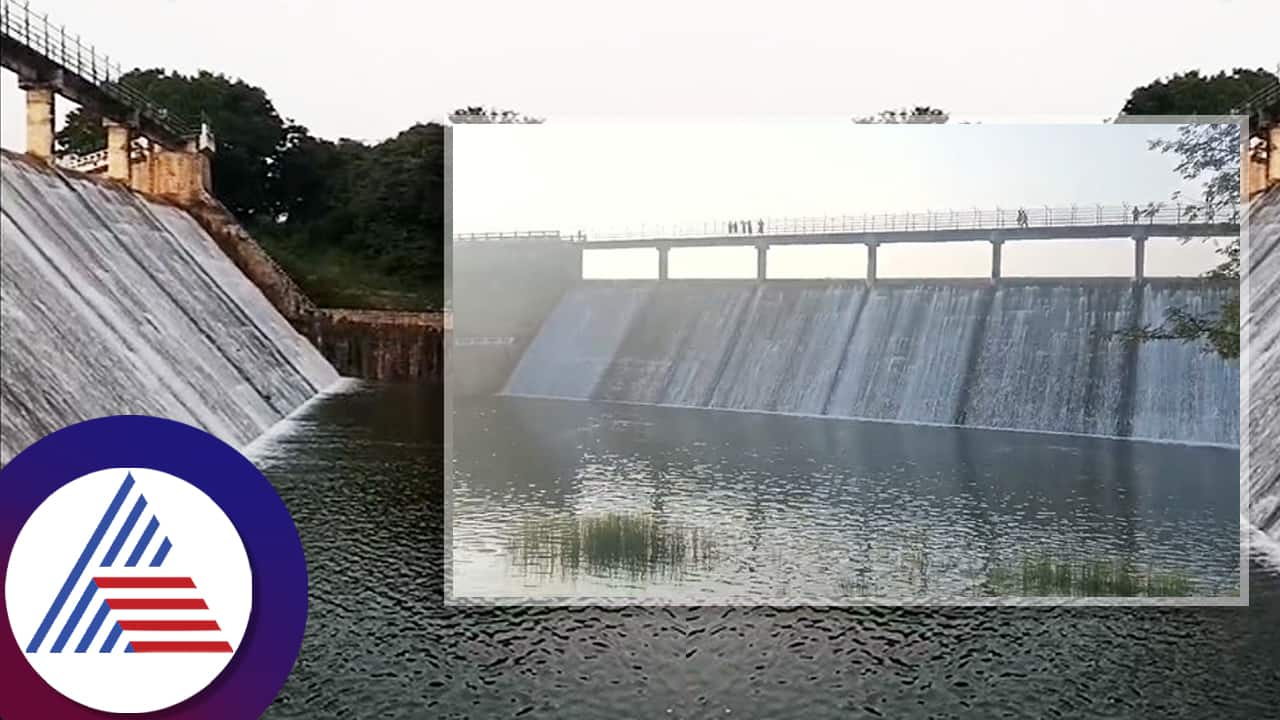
[0,417,308,719]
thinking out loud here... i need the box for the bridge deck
[581,223,1239,250]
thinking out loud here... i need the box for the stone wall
[302,309,444,382]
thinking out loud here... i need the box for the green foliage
[60,69,287,223]
[982,556,1197,597]
[1119,69,1280,360]
[1122,67,1279,130]
[57,70,444,310]
[508,512,718,581]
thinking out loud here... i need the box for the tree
[1122,68,1277,120]
[1119,67,1279,359]
[449,106,544,124]
[58,69,289,222]
[59,67,454,310]
[853,106,949,124]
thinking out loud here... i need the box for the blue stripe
[101,623,123,653]
[26,474,134,653]
[101,495,147,567]
[125,516,159,567]
[75,600,110,653]
[51,580,98,652]
[150,537,172,567]
[125,643,135,654]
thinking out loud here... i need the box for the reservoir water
[450,396,1240,602]
[256,383,1278,718]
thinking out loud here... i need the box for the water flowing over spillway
[0,152,339,465]
[505,278,1239,446]
[1250,185,1280,553]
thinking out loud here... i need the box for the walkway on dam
[457,202,1240,282]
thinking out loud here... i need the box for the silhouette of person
[1016,208,1028,228]
[1132,206,1141,223]
[744,219,752,235]
[729,220,737,234]
[757,219,765,234]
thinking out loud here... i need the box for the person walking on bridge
[744,219,752,235]
[729,220,738,234]
[1016,208,1028,228]
[757,219,765,234]
[1132,206,1141,224]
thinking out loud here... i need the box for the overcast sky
[2,0,1266,277]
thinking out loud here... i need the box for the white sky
[2,0,1267,278]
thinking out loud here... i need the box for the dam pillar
[990,238,1003,284]
[1132,232,1146,284]
[756,243,768,281]
[103,119,133,182]
[21,82,55,162]
[657,244,670,280]
[866,241,878,287]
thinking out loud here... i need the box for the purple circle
[0,416,308,719]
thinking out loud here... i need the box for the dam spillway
[0,151,339,465]
[503,278,1239,446]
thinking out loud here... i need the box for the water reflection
[451,396,1240,601]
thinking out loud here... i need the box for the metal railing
[1,0,199,140]
[454,230,579,243]
[461,202,1239,244]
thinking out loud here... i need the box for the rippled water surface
[452,396,1239,601]
[259,383,1279,719]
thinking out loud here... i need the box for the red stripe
[106,598,208,610]
[118,620,221,631]
[94,577,195,589]
[129,641,233,653]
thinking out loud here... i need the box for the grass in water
[983,556,1197,597]
[508,512,719,581]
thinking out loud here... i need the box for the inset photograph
[448,119,1243,605]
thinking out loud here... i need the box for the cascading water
[1249,185,1280,559]
[503,278,1239,447]
[0,152,339,465]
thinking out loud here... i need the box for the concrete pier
[866,242,878,287]
[756,243,768,281]
[657,245,670,280]
[104,118,132,182]
[21,82,54,161]
[1133,232,1147,284]
[991,238,1003,284]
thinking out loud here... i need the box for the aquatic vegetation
[507,512,719,581]
[981,556,1198,597]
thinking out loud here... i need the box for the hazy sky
[2,0,1263,277]
[454,121,1231,278]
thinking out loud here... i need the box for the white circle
[5,468,253,713]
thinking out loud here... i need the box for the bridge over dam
[453,211,1241,447]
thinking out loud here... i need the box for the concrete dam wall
[0,152,339,465]
[504,278,1239,446]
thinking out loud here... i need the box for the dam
[0,151,339,464]
[495,279,1238,446]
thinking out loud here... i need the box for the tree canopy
[57,69,445,310]
[1120,67,1279,360]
